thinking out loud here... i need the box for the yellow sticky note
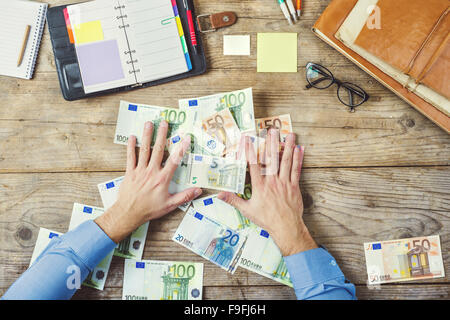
[74,20,104,45]
[257,33,297,72]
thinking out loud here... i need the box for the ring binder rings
[47,0,206,101]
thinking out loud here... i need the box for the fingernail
[195,188,202,196]
[161,120,168,128]
[145,122,152,129]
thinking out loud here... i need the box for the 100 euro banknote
[123,259,203,300]
[364,235,445,285]
[97,176,148,260]
[192,194,251,231]
[114,100,187,147]
[172,208,247,273]
[179,88,255,133]
[239,225,292,287]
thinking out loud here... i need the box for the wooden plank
[0,167,448,292]
[66,284,450,300]
[1,69,449,172]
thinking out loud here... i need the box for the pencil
[17,25,31,67]
[297,0,302,17]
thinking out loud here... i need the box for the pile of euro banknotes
[29,88,445,299]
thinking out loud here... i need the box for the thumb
[169,187,202,209]
[217,192,248,213]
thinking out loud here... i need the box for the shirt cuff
[61,220,116,271]
[284,248,345,290]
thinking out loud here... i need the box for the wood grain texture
[68,284,449,300]
[0,168,448,298]
[0,0,448,300]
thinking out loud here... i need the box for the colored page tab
[257,33,298,72]
[73,20,104,45]
[171,2,193,70]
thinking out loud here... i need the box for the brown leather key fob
[197,11,237,33]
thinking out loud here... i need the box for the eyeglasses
[305,62,369,112]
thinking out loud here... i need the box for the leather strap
[403,6,450,74]
[210,11,237,29]
[197,12,237,32]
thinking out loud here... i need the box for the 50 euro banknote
[364,235,445,285]
[123,259,203,300]
[172,207,247,274]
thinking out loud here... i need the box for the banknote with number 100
[364,235,445,285]
[122,259,203,300]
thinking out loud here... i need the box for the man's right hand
[218,129,317,256]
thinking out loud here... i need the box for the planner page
[67,0,136,94]
[123,0,190,83]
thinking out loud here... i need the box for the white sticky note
[223,35,251,55]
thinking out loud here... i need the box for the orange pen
[297,0,302,16]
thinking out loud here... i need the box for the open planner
[0,0,48,79]
[47,0,206,100]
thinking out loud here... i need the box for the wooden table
[0,0,448,300]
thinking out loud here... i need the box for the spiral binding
[25,4,47,79]
[114,2,139,80]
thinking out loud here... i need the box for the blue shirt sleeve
[284,247,356,300]
[1,220,116,300]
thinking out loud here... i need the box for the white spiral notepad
[0,0,48,79]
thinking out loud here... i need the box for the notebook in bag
[312,0,450,132]
[353,0,449,100]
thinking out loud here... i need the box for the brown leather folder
[312,0,450,133]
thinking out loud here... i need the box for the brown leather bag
[354,0,450,99]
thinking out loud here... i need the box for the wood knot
[16,226,32,241]
[302,192,314,209]
[405,119,415,128]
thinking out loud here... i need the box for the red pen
[183,0,198,55]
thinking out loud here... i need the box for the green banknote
[123,259,203,300]
[179,88,256,134]
[238,225,292,287]
[192,194,251,231]
[114,100,187,147]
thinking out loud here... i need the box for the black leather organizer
[46,0,207,101]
